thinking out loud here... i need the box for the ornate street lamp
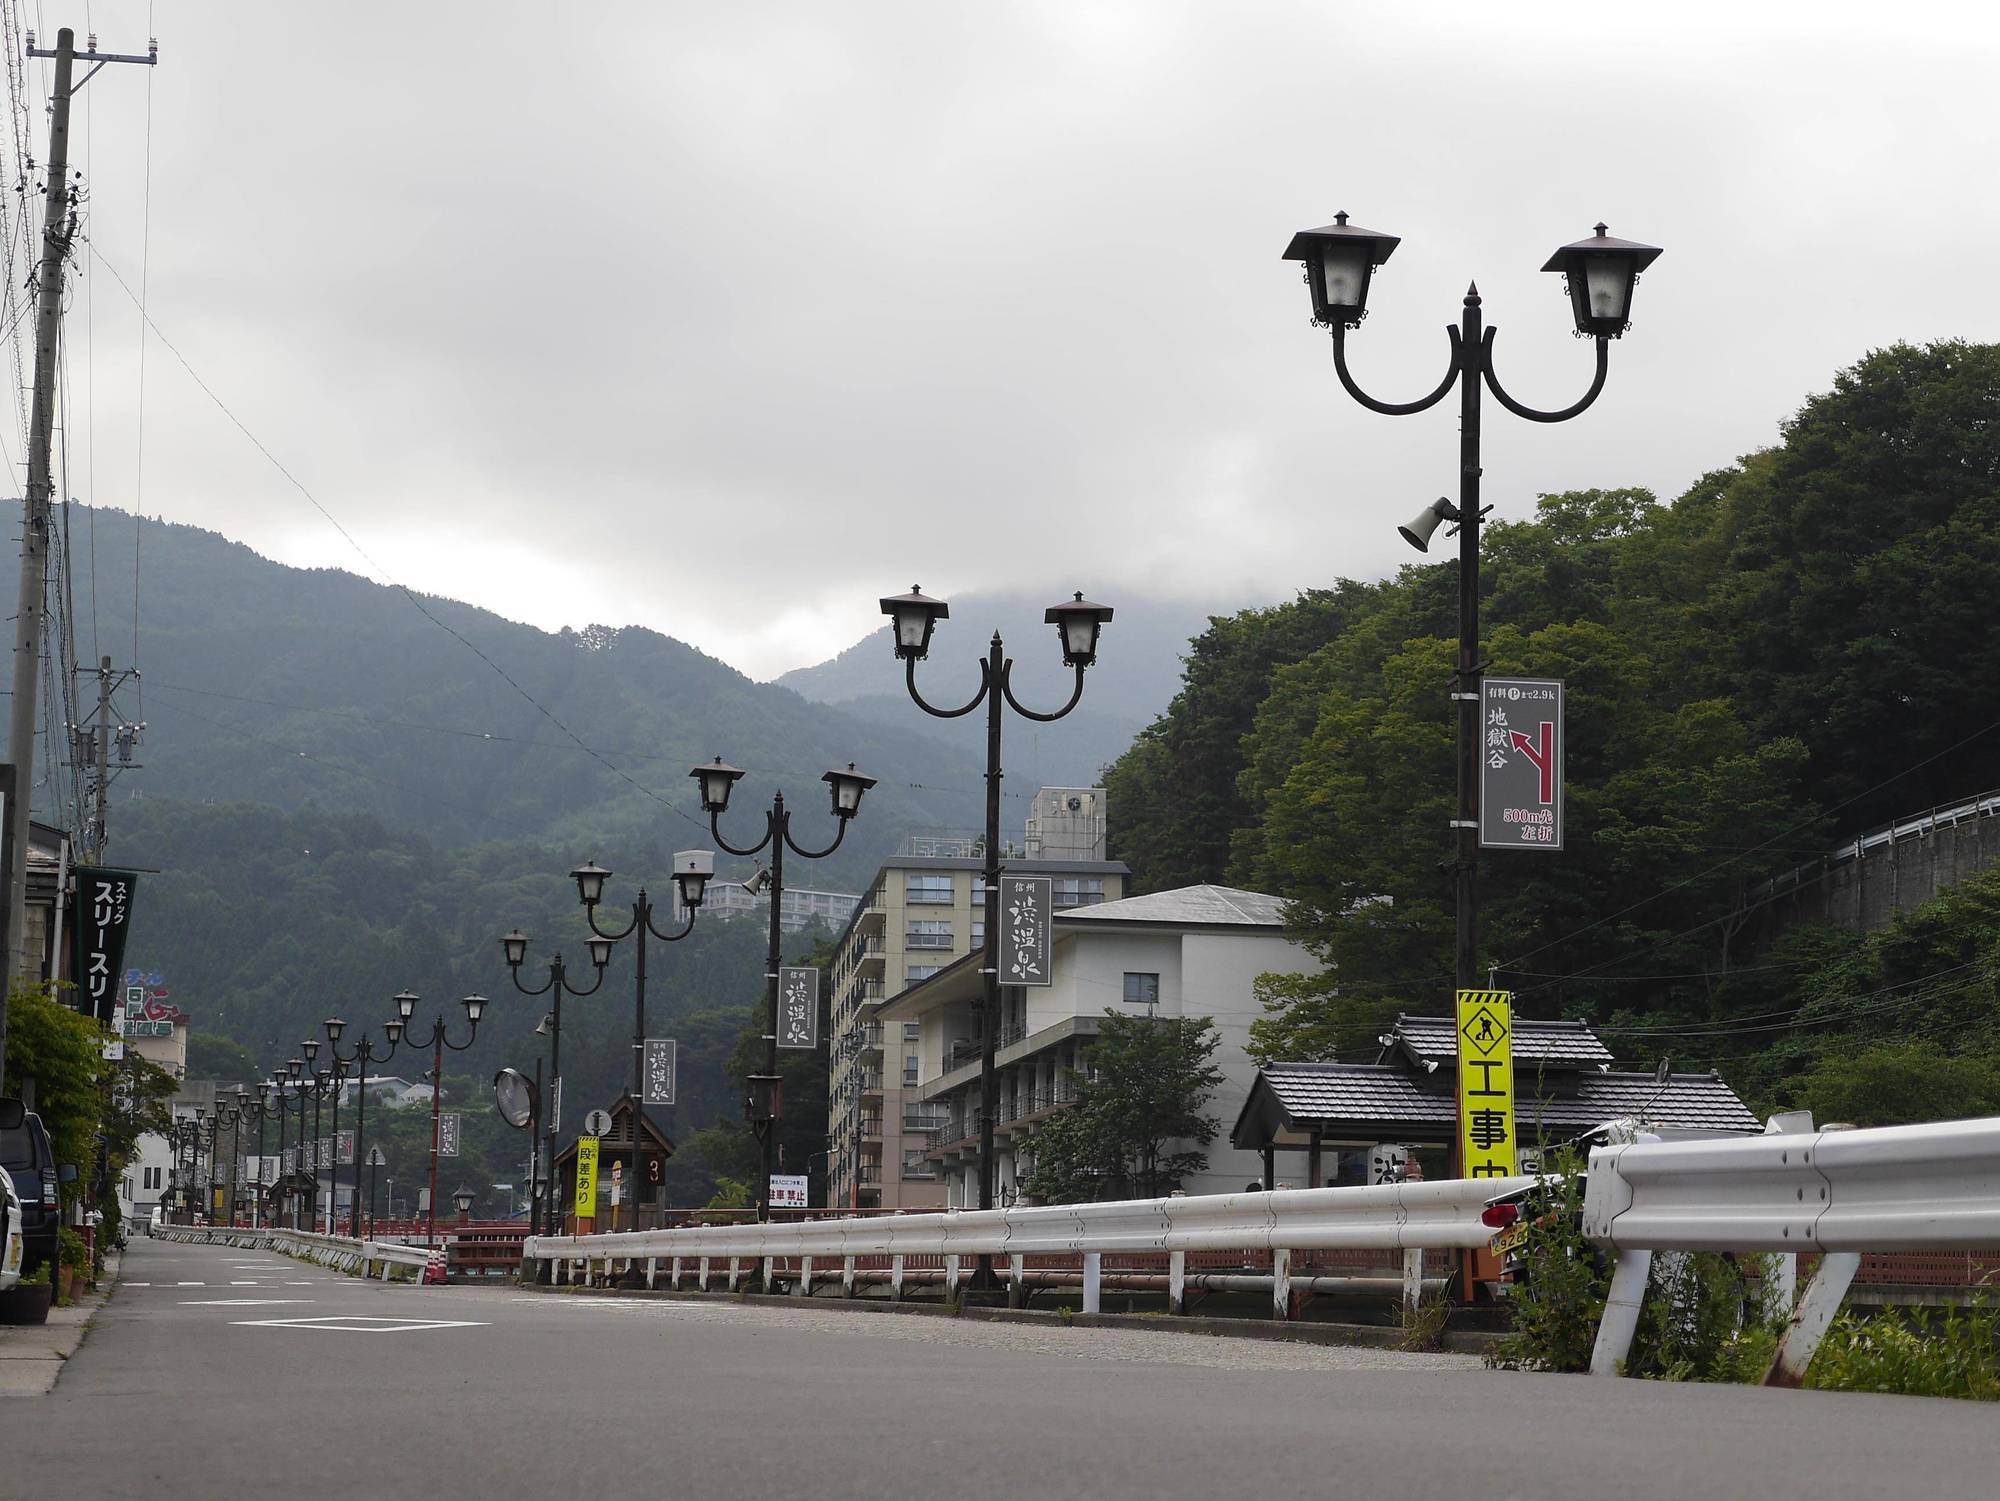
[379,989,489,1246]
[878,586,1112,1239]
[573,850,715,1250]
[502,933,606,1240]
[1281,211,1661,1171]
[694,755,873,1219]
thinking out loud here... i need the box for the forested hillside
[30,506,989,883]
[1106,341,2000,1114]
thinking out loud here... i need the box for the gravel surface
[485,1288,1489,1373]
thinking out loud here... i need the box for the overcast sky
[37,1,2000,679]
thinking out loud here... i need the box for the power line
[85,243,709,835]
[1501,709,2000,978]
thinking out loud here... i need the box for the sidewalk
[0,1252,120,1396]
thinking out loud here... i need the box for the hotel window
[907,964,942,982]
[903,1022,921,1042]
[906,920,953,949]
[906,873,954,905]
[1053,877,1105,908]
[904,1055,921,1085]
[1122,972,1160,1007]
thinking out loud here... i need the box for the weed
[1397,1291,1453,1353]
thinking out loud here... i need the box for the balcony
[905,930,954,950]
[859,1115,883,1140]
[856,1072,884,1094]
[857,1023,884,1054]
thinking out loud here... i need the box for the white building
[879,884,1319,1204]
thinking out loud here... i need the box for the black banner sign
[71,866,139,1024]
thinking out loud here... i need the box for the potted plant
[0,1262,52,1324]
[56,1227,88,1306]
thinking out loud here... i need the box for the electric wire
[85,244,709,835]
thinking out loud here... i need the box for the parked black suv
[0,1100,58,1278]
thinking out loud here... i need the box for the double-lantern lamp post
[382,989,487,1245]
[1281,214,1661,995]
[693,755,876,1220]
[879,587,1113,1220]
[299,1039,345,1233]
[235,1081,273,1227]
[323,1016,395,1238]
[571,850,716,1234]
[500,931,610,1238]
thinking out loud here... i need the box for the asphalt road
[10,1236,1999,1500]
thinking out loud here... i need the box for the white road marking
[126,1281,150,1287]
[284,1280,314,1286]
[231,1315,488,1333]
[181,1299,313,1307]
[177,1281,205,1287]
[229,1280,261,1285]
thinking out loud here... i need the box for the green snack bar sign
[71,866,140,1025]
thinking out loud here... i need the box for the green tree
[1790,1042,2000,1128]
[1021,1012,1223,1202]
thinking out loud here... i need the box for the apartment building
[879,884,1321,1205]
[673,878,860,934]
[824,806,1127,1209]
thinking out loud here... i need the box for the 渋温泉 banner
[777,968,819,1049]
[70,866,140,1024]
[1479,678,1563,850]
[643,1038,678,1103]
[998,875,1053,986]
[1455,989,1518,1179]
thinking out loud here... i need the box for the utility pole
[73,654,140,863]
[0,28,158,1064]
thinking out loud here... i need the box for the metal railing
[524,1177,1513,1316]
[1582,1115,2000,1383]
[1756,787,2000,899]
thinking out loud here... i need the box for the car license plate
[1489,1220,1530,1256]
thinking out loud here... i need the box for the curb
[514,1280,1501,1355]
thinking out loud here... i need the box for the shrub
[1487,1154,1608,1372]
[1808,1301,2000,1401]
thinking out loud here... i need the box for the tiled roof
[1241,1062,1759,1141]
[1060,884,1287,927]
[1392,1014,1616,1071]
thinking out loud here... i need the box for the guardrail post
[842,1255,856,1297]
[1169,1250,1186,1316]
[1082,1252,1102,1315]
[1403,1248,1424,1314]
[945,1254,961,1299]
[1271,1248,1291,1321]
[670,1254,681,1290]
[729,1256,743,1293]
[698,1255,710,1291]
[891,1254,905,1301]
[1765,1252,1860,1388]
[645,1256,658,1289]
[796,1256,813,1298]
[1007,1254,1026,1309]
[1589,1249,1653,1377]
[762,1255,775,1294]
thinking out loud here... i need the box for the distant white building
[880,885,1319,1204]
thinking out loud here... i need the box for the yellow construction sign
[574,1135,601,1221]
[1455,989,1518,1179]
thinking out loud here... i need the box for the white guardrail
[154,1224,435,1281]
[1582,1115,2000,1384]
[525,1176,1533,1319]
